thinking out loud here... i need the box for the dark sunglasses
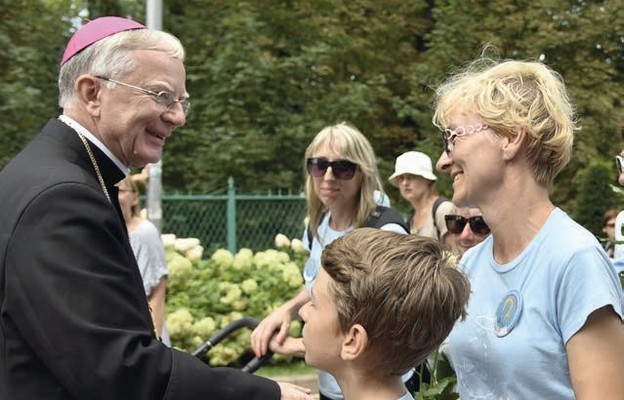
[306,157,358,180]
[445,214,491,235]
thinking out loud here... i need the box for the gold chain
[64,119,160,340]
[75,131,112,204]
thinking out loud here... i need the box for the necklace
[59,116,112,204]
[76,131,112,204]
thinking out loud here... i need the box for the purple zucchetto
[60,16,145,66]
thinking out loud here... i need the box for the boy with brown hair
[299,228,470,400]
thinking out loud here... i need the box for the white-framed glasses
[442,124,489,154]
[96,76,190,116]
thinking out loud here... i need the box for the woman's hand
[251,288,308,357]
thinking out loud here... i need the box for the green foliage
[414,348,458,400]
[0,0,75,168]
[421,0,624,213]
[162,0,432,194]
[2,1,623,227]
[165,234,308,367]
[573,160,620,236]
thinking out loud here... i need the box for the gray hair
[58,28,185,108]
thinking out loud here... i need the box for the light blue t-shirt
[448,208,624,399]
[302,212,409,400]
[612,256,624,274]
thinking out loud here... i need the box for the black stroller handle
[192,316,274,374]
[241,351,274,373]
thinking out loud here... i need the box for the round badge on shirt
[494,290,523,337]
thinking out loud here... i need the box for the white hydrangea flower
[274,233,291,248]
[175,237,201,253]
[256,249,291,270]
[290,238,305,252]
[231,299,248,311]
[192,317,216,339]
[167,308,194,337]
[253,251,271,270]
[219,282,242,305]
[211,248,234,268]
[168,253,193,279]
[185,245,204,261]
[233,248,254,270]
[281,261,304,288]
[161,233,177,248]
[241,279,258,294]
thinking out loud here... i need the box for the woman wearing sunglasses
[444,207,490,257]
[433,56,624,399]
[251,122,411,400]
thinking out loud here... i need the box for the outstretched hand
[251,306,292,358]
[277,382,313,400]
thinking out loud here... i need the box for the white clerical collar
[58,115,129,175]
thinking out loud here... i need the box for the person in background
[601,208,618,258]
[251,122,412,400]
[433,55,624,398]
[117,176,170,345]
[444,207,490,258]
[0,16,310,400]
[388,151,455,250]
[299,228,470,400]
[131,165,151,190]
[611,153,624,275]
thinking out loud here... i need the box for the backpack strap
[305,211,327,252]
[363,206,409,233]
[306,207,409,251]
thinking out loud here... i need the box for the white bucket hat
[388,151,437,186]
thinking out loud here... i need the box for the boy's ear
[341,324,368,361]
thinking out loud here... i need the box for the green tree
[0,0,76,168]
[412,0,624,212]
[162,0,431,197]
[574,160,620,237]
[2,0,623,226]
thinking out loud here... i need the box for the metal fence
[158,178,307,255]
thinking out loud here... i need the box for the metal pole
[146,0,163,231]
[146,0,162,30]
[227,177,237,253]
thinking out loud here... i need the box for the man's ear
[500,127,527,161]
[341,324,368,361]
[74,75,102,116]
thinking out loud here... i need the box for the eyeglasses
[306,157,358,180]
[442,124,489,154]
[616,155,624,175]
[445,214,491,235]
[95,76,190,116]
